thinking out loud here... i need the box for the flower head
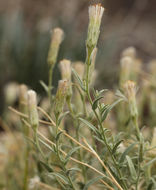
[19,84,28,114]
[122,47,136,59]
[27,90,39,128]
[86,4,104,50]
[124,80,138,117]
[47,28,64,66]
[124,80,137,100]
[120,56,133,87]
[59,59,71,81]
[54,80,69,116]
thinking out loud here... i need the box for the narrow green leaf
[56,131,63,141]
[98,89,108,96]
[67,167,81,173]
[144,157,156,168]
[92,96,104,110]
[79,118,98,134]
[39,80,49,93]
[58,111,69,125]
[101,99,122,122]
[39,138,54,153]
[65,146,81,163]
[83,176,104,190]
[115,89,126,100]
[102,99,122,122]
[112,140,123,155]
[38,161,53,172]
[100,104,109,115]
[72,68,85,91]
[48,172,69,184]
[126,155,137,181]
[119,143,137,163]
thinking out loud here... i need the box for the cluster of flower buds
[124,80,138,118]
[47,28,64,66]
[86,4,104,50]
[27,90,39,128]
[54,80,69,116]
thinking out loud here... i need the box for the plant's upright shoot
[54,80,68,117]
[27,90,39,128]
[86,4,104,51]
[89,47,98,85]
[47,28,64,66]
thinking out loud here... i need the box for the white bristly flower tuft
[86,4,104,50]
[27,90,39,128]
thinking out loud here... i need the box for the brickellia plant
[7,3,156,190]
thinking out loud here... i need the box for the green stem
[34,127,46,159]
[22,120,30,190]
[23,140,29,190]
[48,65,54,106]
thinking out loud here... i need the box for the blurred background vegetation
[0,0,156,114]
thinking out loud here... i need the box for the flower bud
[121,47,136,59]
[86,4,104,50]
[54,80,68,116]
[4,82,18,105]
[47,28,64,66]
[27,90,39,128]
[59,59,72,98]
[124,80,138,118]
[119,56,133,87]
[19,84,28,114]
[59,59,71,81]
